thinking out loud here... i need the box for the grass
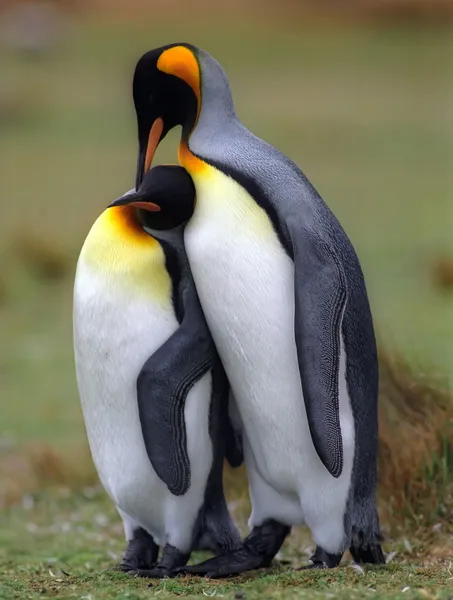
[0,13,452,600]
[1,487,452,600]
[377,353,453,525]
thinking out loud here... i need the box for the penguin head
[109,165,195,230]
[132,43,234,189]
[132,43,199,189]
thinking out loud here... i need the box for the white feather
[73,257,213,552]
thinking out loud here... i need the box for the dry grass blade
[378,350,453,528]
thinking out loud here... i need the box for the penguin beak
[108,191,161,212]
[136,117,164,189]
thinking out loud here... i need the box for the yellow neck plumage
[79,206,172,302]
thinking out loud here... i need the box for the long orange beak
[144,117,164,174]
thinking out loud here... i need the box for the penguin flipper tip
[318,445,343,479]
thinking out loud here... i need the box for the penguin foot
[175,545,268,578]
[113,563,143,573]
[194,500,242,555]
[130,566,174,579]
[177,519,290,578]
[298,546,343,570]
[114,528,159,572]
[129,543,189,580]
[350,543,385,565]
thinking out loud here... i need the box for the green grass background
[0,15,452,599]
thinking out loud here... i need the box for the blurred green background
[0,0,452,489]
[1,2,453,598]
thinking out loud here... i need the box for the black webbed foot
[177,519,290,578]
[131,566,173,579]
[113,528,158,572]
[176,545,269,578]
[129,543,189,581]
[113,564,136,573]
[298,546,343,570]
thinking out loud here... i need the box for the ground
[1,487,453,599]
[0,14,452,600]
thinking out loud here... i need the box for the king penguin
[73,164,242,578]
[124,44,386,577]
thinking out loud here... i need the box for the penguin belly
[73,261,213,551]
[185,168,355,552]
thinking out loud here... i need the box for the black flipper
[178,520,290,578]
[113,528,159,572]
[137,278,215,497]
[287,217,347,478]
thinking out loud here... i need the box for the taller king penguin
[129,43,385,577]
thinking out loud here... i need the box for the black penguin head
[132,44,200,189]
[109,165,195,230]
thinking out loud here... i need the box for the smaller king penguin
[73,165,242,578]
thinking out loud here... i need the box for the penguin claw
[112,563,139,573]
[126,569,140,577]
[297,547,343,570]
[129,567,177,579]
[175,549,271,579]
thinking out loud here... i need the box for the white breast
[185,167,355,552]
[185,171,310,486]
[73,259,213,550]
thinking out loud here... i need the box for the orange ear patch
[179,141,208,176]
[157,46,201,102]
